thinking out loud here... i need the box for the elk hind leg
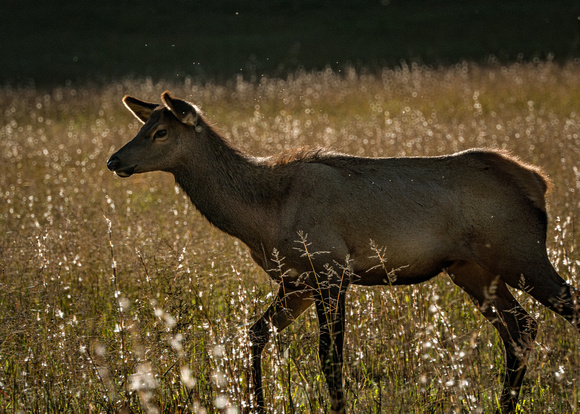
[447,261,538,413]
[503,258,580,332]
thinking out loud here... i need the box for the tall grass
[1,61,580,413]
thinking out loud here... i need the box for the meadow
[1,61,580,413]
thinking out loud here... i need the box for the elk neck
[171,121,282,251]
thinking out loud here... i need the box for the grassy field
[1,61,580,413]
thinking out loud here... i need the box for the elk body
[107,91,580,413]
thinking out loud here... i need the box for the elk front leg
[314,284,347,414]
[249,285,314,412]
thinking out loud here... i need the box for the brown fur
[461,148,550,212]
[267,146,329,165]
[108,92,579,414]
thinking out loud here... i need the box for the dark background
[2,0,580,87]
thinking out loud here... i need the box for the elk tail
[468,148,551,214]
[492,149,551,213]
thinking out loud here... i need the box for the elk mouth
[114,168,135,178]
[107,156,136,177]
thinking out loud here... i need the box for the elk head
[107,91,201,177]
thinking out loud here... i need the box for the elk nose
[107,156,120,171]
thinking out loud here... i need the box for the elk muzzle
[107,154,136,177]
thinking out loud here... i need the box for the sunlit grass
[1,61,579,413]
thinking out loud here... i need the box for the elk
[107,91,579,413]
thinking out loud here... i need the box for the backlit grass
[1,61,580,413]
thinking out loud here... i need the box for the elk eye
[154,129,167,140]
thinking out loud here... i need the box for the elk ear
[161,91,199,127]
[123,96,158,124]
